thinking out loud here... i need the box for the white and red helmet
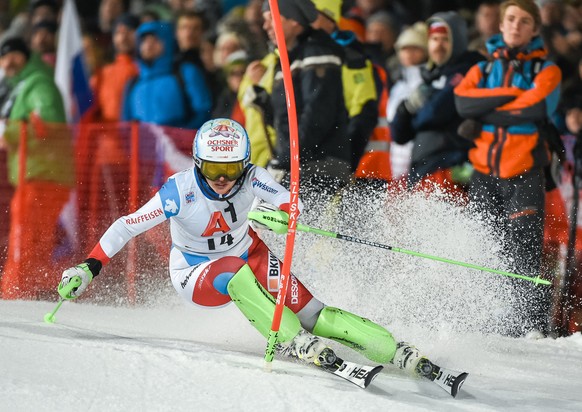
[193,118,251,181]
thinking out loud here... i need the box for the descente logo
[251,178,278,194]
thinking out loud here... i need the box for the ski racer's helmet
[193,118,251,181]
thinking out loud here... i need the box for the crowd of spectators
[1,0,582,335]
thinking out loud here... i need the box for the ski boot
[392,342,468,397]
[279,329,339,370]
[392,342,441,379]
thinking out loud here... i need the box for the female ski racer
[58,118,448,383]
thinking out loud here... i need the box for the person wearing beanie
[212,50,248,121]
[387,22,428,181]
[455,0,562,336]
[390,11,484,191]
[0,36,73,300]
[264,0,351,193]
[310,0,380,177]
[30,19,58,68]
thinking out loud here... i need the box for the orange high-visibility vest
[355,64,391,180]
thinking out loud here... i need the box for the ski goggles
[200,160,246,181]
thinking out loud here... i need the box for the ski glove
[404,83,433,114]
[58,259,101,300]
[249,203,280,232]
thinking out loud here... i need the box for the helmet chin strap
[194,167,248,201]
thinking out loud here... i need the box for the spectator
[122,21,212,130]
[29,0,59,26]
[30,20,57,68]
[352,0,410,23]
[213,31,245,70]
[454,0,561,335]
[387,22,428,181]
[99,0,129,35]
[212,50,247,121]
[0,38,73,300]
[468,1,501,56]
[174,10,222,110]
[91,14,139,122]
[237,6,280,168]
[365,11,399,74]
[390,11,483,190]
[312,0,379,173]
[175,10,207,69]
[266,0,351,195]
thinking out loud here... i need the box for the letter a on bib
[202,211,231,236]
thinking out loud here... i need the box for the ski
[321,356,384,389]
[423,362,468,398]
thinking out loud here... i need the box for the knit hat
[114,13,140,32]
[428,20,448,36]
[0,38,30,60]
[31,20,58,34]
[265,0,318,28]
[29,0,59,13]
[395,22,428,51]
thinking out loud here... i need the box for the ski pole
[43,275,82,324]
[247,210,551,286]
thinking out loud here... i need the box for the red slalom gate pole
[127,121,140,304]
[264,0,301,366]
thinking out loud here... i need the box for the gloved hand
[457,119,482,141]
[404,83,433,114]
[249,203,280,231]
[242,85,274,126]
[59,261,98,300]
[266,161,287,184]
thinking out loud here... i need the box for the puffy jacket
[454,34,562,178]
[122,22,212,129]
[271,29,349,169]
[2,53,72,187]
[91,53,139,121]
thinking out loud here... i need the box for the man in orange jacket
[454,0,561,336]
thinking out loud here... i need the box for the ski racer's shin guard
[312,307,396,364]
[226,264,301,343]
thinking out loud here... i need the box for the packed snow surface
[2,188,582,411]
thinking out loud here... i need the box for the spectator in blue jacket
[122,21,212,129]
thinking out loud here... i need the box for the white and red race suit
[87,165,324,323]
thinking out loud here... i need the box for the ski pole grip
[58,275,82,300]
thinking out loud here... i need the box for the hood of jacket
[486,33,548,60]
[136,21,176,78]
[426,11,468,67]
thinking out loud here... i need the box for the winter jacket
[91,53,139,121]
[2,53,72,187]
[390,12,484,185]
[270,29,350,172]
[238,51,279,168]
[454,34,562,179]
[122,22,212,129]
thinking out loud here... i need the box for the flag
[55,0,93,123]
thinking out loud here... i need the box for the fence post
[13,120,28,265]
[127,121,140,304]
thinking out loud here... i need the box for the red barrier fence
[0,120,580,333]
